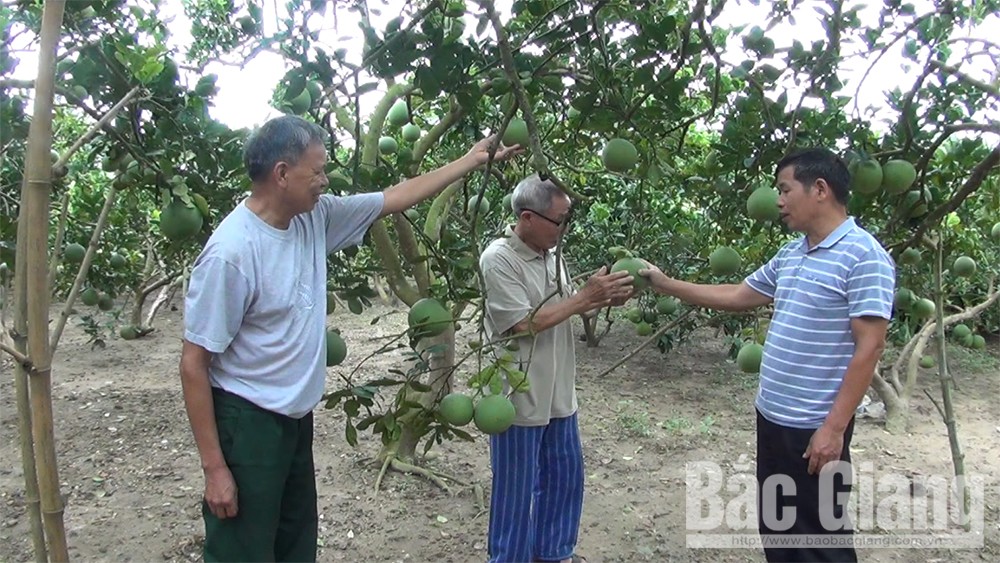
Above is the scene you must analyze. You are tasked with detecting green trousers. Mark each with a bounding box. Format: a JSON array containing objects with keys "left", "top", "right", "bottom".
[{"left": 203, "top": 388, "right": 317, "bottom": 563}]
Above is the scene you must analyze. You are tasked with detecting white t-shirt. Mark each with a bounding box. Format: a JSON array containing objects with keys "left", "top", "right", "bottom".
[{"left": 183, "top": 192, "right": 385, "bottom": 418}]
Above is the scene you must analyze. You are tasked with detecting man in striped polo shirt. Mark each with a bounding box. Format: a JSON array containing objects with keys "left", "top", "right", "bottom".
[{"left": 641, "top": 148, "right": 895, "bottom": 562}]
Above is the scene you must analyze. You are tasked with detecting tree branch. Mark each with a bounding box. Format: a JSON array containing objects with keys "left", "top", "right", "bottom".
[
  {"left": 894, "top": 146, "right": 1000, "bottom": 257},
  {"left": 930, "top": 59, "right": 1000, "bottom": 99}
]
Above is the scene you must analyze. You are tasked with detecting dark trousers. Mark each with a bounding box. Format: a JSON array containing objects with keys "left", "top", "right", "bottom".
[
  {"left": 203, "top": 388, "right": 318, "bottom": 562},
  {"left": 756, "top": 409, "right": 857, "bottom": 563},
  {"left": 487, "top": 413, "right": 585, "bottom": 563}
]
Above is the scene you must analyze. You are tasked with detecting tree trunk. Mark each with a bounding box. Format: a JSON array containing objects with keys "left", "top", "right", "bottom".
[
  {"left": 380, "top": 324, "right": 456, "bottom": 462},
  {"left": 18, "top": 1, "right": 70, "bottom": 561}
]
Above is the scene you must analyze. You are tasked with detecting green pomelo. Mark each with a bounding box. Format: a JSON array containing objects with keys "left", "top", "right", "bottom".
[
  {"left": 326, "top": 331, "right": 347, "bottom": 367},
  {"left": 466, "top": 196, "right": 491, "bottom": 216},
  {"left": 387, "top": 99, "right": 409, "bottom": 127},
  {"left": 850, "top": 159, "right": 883, "bottom": 195},
  {"left": 893, "top": 288, "right": 914, "bottom": 311},
  {"left": 474, "top": 394, "right": 516, "bottom": 435},
  {"left": 899, "top": 248, "right": 921, "bottom": 265},
  {"left": 625, "top": 307, "right": 642, "bottom": 324},
  {"left": 970, "top": 335, "right": 985, "bottom": 350},
  {"left": 119, "top": 325, "right": 139, "bottom": 340},
  {"left": 709, "top": 246, "right": 742, "bottom": 276},
  {"left": 951, "top": 324, "right": 971, "bottom": 339},
  {"left": 918, "top": 355, "right": 935, "bottom": 369},
  {"left": 881, "top": 160, "right": 917, "bottom": 195},
  {"left": 502, "top": 118, "right": 529, "bottom": 147},
  {"left": 952, "top": 256, "right": 976, "bottom": 277},
  {"left": 110, "top": 252, "right": 127, "bottom": 269},
  {"left": 913, "top": 298, "right": 935, "bottom": 319},
  {"left": 602, "top": 138, "right": 639, "bottom": 172},
  {"left": 656, "top": 297, "right": 679, "bottom": 315},
  {"left": 160, "top": 200, "right": 204, "bottom": 241},
  {"left": 746, "top": 187, "right": 780, "bottom": 222},
  {"left": 737, "top": 343, "right": 764, "bottom": 374},
  {"left": 610, "top": 257, "right": 649, "bottom": 290},
  {"left": 80, "top": 287, "right": 100, "bottom": 307},
  {"left": 407, "top": 298, "right": 453, "bottom": 338},
  {"left": 636, "top": 321, "right": 653, "bottom": 337},
  {"left": 401, "top": 123, "right": 421, "bottom": 142},
  {"left": 64, "top": 243, "right": 86, "bottom": 263},
  {"left": 378, "top": 136, "right": 398, "bottom": 155},
  {"left": 439, "top": 393, "right": 474, "bottom": 426},
  {"left": 97, "top": 293, "right": 114, "bottom": 312}
]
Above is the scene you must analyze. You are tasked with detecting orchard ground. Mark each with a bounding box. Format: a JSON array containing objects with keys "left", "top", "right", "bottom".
[{"left": 1, "top": 298, "right": 998, "bottom": 563}]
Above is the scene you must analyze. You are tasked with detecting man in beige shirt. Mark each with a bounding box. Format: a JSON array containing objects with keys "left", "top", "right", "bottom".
[{"left": 479, "top": 174, "right": 634, "bottom": 563}]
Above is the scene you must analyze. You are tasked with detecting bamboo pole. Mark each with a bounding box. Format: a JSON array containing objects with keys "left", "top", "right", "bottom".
[
  {"left": 18, "top": 1, "right": 70, "bottom": 560},
  {"left": 12, "top": 196, "right": 46, "bottom": 562}
]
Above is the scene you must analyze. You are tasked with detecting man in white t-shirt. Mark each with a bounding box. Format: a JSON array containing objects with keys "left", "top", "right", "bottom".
[{"left": 179, "top": 115, "right": 522, "bottom": 562}]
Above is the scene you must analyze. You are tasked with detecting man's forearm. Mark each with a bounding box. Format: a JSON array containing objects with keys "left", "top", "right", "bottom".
[
  {"left": 824, "top": 349, "right": 881, "bottom": 433},
  {"left": 180, "top": 359, "right": 227, "bottom": 471},
  {"left": 382, "top": 155, "right": 477, "bottom": 213},
  {"left": 512, "top": 293, "right": 591, "bottom": 335},
  {"left": 652, "top": 278, "right": 748, "bottom": 311}
]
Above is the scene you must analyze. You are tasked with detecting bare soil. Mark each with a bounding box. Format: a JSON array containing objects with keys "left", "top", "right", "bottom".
[{"left": 2, "top": 299, "right": 998, "bottom": 562}]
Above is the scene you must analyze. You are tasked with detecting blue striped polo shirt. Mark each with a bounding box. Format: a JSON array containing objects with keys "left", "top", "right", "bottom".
[{"left": 744, "top": 217, "right": 895, "bottom": 429}]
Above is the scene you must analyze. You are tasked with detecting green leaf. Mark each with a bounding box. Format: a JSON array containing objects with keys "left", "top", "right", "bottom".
[{"left": 345, "top": 421, "right": 358, "bottom": 446}]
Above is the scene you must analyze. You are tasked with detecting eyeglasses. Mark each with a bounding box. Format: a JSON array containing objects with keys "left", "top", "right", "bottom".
[{"left": 523, "top": 208, "right": 572, "bottom": 228}]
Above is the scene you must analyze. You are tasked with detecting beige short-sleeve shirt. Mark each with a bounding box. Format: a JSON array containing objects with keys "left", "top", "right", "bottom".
[{"left": 479, "top": 226, "right": 578, "bottom": 426}]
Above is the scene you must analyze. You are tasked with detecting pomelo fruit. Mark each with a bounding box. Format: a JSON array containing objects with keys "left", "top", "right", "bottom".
[
  {"left": 466, "top": 196, "right": 491, "bottom": 216},
  {"left": 474, "top": 394, "right": 516, "bottom": 435},
  {"left": 610, "top": 256, "right": 648, "bottom": 290},
  {"left": 64, "top": 243, "right": 86, "bottom": 263},
  {"left": 970, "top": 335, "right": 985, "bottom": 350},
  {"left": 899, "top": 247, "right": 921, "bottom": 265},
  {"left": 326, "top": 330, "right": 347, "bottom": 366},
  {"left": 849, "top": 159, "right": 883, "bottom": 195},
  {"left": 635, "top": 321, "right": 653, "bottom": 337},
  {"left": 326, "top": 292, "right": 337, "bottom": 315},
  {"left": 951, "top": 324, "right": 971, "bottom": 339},
  {"left": 736, "top": 342, "right": 764, "bottom": 373},
  {"left": 160, "top": 200, "right": 203, "bottom": 241},
  {"left": 80, "top": 287, "right": 100, "bottom": 307},
  {"left": 960, "top": 333, "right": 975, "bottom": 347},
  {"left": 378, "top": 136, "right": 398, "bottom": 155},
  {"left": 401, "top": 123, "right": 421, "bottom": 142},
  {"left": 439, "top": 393, "right": 474, "bottom": 426},
  {"left": 387, "top": 99, "right": 409, "bottom": 127},
  {"left": 913, "top": 298, "right": 935, "bottom": 319},
  {"left": 97, "top": 293, "right": 114, "bottom": 312},
  {"left": 893, "top": 288, "right": 915, "bottom": 311},
  {"left": 110, "top": 252, "right": 127, "bottom": 269},
  {"left": 918, "top": 355, "right": 935, "bottom": 369},
  {"left": 746, "top": 186, "right": 779, "bottom": 222},
  {"left": 602, "top": 138, "right": 639, "bottom": 172},
  {"left": 502, "top": 193, "right": 512, "bottom": 212},
  {"left": 656, "top": 296, "right": 678, "bottom": 315},
  {"left": 407, "top": 298, "right": 453, "bottom": 338},
  {"left": 709, "top": 246, "right": 741, "bottom": 276},
  {"left": 952, "top": 256, "right": 976, "bottom": 277},
  {"left": 625, "top": 307, "right": 642, "bottom": 323},
  {"left": 881, "top": 159, "right": 916, "bottom": 195},
  {"left": 502, "top": 118, "right": 529, "bottom": 147},
  {"left": 119, "top": 325, "right": 139, "bottom": 340}
]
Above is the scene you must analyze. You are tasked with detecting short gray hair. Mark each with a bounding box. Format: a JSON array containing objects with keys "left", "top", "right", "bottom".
[
  {"left": 243, "top": 115, "right": 327, "bottom": 182},
  {"left": 511, "top": 174, "right": 565, "bottom": 215}
]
